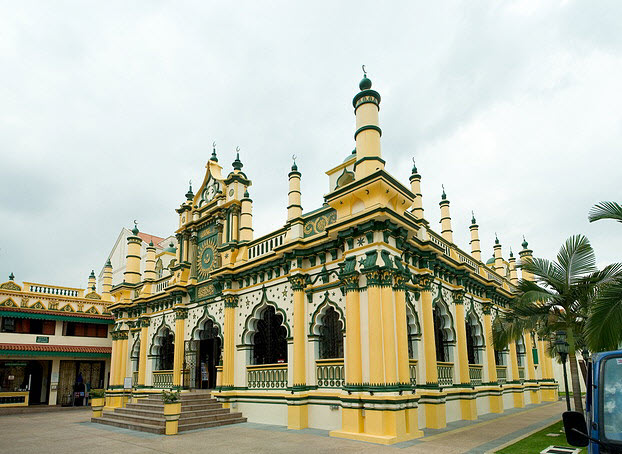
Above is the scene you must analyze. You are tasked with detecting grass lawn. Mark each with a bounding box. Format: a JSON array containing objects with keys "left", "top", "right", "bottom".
[{"left": 496, "top": 420, "right": 587, "bottom": 453}]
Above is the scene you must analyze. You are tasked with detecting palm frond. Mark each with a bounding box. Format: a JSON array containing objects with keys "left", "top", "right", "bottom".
[
  {"left": 585, "top": 278, "right": 622, "bottom": 351},
  {"left": 556, "top": 235, "right": 597, "bottom": 286},
  {"left": 520, "top": 258, "right": 566, "bottom": 292},
  {"left": 588, "top": 201, "right": 622, "bottom": 223}
]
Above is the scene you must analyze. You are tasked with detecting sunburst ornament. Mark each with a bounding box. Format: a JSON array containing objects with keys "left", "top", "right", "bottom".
[{"left": 198, "top": 238, "right": 218, "bottom": 279}]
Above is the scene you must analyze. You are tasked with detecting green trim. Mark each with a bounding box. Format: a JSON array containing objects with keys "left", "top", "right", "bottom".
[
  {"left": 0, "top": 349, "right": 110, "bottom": 358},
  {"left": 0, "top": 310, "right": 113, "bottom": 324},
  {"left": 354, "top": 124, "right": 382, "bottom": 140}
]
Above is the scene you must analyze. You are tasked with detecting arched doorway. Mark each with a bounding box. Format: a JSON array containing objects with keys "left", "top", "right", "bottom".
[
  {"left": 153, "top": 327, "right": 175, "bottom": 371},
  {"left": 187, "top": 319, "right": 221, "bottom": 389},
  {"left": 318, "top": 306, "right": 343, "bottom": 359},
  {"left": 253, "top": 305, "right": 287, "bottom": 365},
  {"left": 465, "top": 311, "right": 484, "bottom": 365}
]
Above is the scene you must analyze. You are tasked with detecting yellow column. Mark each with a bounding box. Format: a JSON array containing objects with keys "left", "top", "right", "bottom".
[
  {"left": 288, "top": 274, "right": 308, "bottom": 429},
  {"left": 231, "top": 206, "right": 239, "bottom": 242},
  {"left": 137, "top": 318, "right": 149, "bottom": 386},
  {"left": 173, "top": 308, "right": 187, "bottom": 388},
  {"left": 222, "top": 295, "right": 237, "bottom": 389},
  {"left": 509, "top": 341, "right": 524, "bottom": 408},
  {"left": 394, "top": 276, "right": 410, "bottom": 384},
  {"left": 524, "top": 332, "right": 541, "bottom": 404},
  {"left": 119, "top": 332, "right": 129, "bottom": 385},
  {"left": 367, "top": 271, "right": 385, "bottom": 384},
  {"left": 454, "top": 291, "right": 476, "bottom": 420},
  {"left": 419, "top": 276, "right": 445, "bottom": 429},
  {"left": 482, "top": 304, "right": 502, "bottom": 413},
  {"left": 109, "top": 334, "right": 119, "bottom": 386},
  {"left": 381, "top": 277, "right": 397, "bottom": 384}
]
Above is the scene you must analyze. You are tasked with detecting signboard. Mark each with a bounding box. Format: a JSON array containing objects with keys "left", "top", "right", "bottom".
[
  {"left": 123, "top": 377, "right": 132, "bottom": 389},
  {"left": 36, "top": 336, "right": 49, "bottom": 343}
]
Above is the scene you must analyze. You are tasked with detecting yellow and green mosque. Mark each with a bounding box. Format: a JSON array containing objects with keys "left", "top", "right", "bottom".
[{"left": 103, "top": 72, "right": 557, "bottom": 444}]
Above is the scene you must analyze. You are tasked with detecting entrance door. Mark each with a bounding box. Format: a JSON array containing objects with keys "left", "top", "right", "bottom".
[
  {"left": 198, "top": 338, "right": 221, "bottom": 389},
  {"left": 25, "top": 361, "right": 43, "bottom": 405}
]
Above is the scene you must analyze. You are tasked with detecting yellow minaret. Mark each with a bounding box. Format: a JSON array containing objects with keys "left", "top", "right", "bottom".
[
  {"left": 439, "top": 186, "right": 453, "bottom": 243},
  {"left": 469, "top": 212, "right": 482, "bottom": 261},
  {"left": 409, "top": 160, "right": 424, "bottom": 219},
  {"left": 493, "top": 234, "right": 504, "bottom": 274},
  {"left": 353, "top": 68, "right": 384, "bottom": 179},
  {"left": 87, "top": 270, "right": 96, "bottom": 293},
  {"left": 508, "top": 249, "right": 518, "bottom": 285},
  {"left": 287, "top": 160, "right": 302, "bottom": 221},
  {"left": 144, "top": 240, "right": 156, "bottom": 281},
  {"left": 519, "top": 236, "right": 533, "bottom": 281},
  {"left": 240, "top": 188, "right": 253, "bottom": 242},
  {"left": 102, "top": 259, "right": 113, "bottom": 301},
  {"left": 124, "top": 223, "right": 142, "bottom": 285}
]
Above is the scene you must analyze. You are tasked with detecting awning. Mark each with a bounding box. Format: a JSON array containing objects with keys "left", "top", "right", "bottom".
[
  {"left": 0, "top": 343, "right": 111, "bottom": 358},
  {"left": 0, "top": 309, "right": 113, "bottom": 325}
]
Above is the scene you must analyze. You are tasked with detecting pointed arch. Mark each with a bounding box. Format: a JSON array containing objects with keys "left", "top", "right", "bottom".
[
  {"left": 406, "top": 292, "right": 422, "bottom": 359},
  {"left": 309, "top": 291, "right": 345, "bottom": 336},
  {"left": 432, "top": 284, "right": 455, "bottom": 362},
  {"left": 190, "top": 306, "right": 223, "bottom": 343},
  {"left": 241, "top": 287, "right": 291, "bottom": 344},
  {"left": 465, "top": 303, "right": 485, "bottom": 364}
]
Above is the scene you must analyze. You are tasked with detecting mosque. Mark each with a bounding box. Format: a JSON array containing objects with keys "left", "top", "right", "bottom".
[{"left": 101, "top": 72, "right": 557, "bottom": 444}]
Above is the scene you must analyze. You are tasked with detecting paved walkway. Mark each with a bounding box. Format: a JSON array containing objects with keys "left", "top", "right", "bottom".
[{"left": 0, "top": 401, "right": 564, "bottom": 453}]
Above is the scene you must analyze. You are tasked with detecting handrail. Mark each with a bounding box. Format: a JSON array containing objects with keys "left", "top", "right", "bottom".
[
  {"left": 316, "top": 358, "right": 344, "bottom": 388},
  {"left": 247, "top": 231, "right": 287, "bottom": 260}
]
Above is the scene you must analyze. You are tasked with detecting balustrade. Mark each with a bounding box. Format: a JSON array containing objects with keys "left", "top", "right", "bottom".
[
  {"left": 247, "top": 363, "right": 288, "bottom": 389},
  {"left": 468, "top": 364, "right": 483, "bottom": 386},
  {"left": 152, "top": 370, "right": 173, "bottom": 388},
  {"left": 437, "top": 362, "right": 454, "bottom": 387},
  {"left": 496, "top": 365, "right": 507, "bottom": 384},
  {"left": 316, "top": 359, "right": 344, "bottom": 388}
]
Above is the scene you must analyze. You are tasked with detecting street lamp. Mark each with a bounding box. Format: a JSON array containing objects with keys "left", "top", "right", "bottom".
[{"left": 555, "top": 330, "right": 571, "bottom": 411}]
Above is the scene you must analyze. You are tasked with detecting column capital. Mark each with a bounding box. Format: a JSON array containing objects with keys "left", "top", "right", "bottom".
[
  {"left": 223, "top": 294, "right": 239, "bottom": 308},
  {"left": 113, "top": 330, "right": 129, "bottom": 340},
  {"left": 288, "top": 274, "right": 308, "bottom": 291},
  {"left": 415, "top": 273, "right": 434, "bottom": 292},
  {"left": 139, "top": 317, "right": 150, "bottom": 328},
  {"left": 174, "top": 307, "right": 188, "bottom": 320},
  {"left": 482, "top": 302, "right": 493, "bottom": 315},
  {"left": 341, "top": 272, "right": 360, "bottom": 293},
  {"left": 364, "top": 269, "right": 392, "bottom": 287},
  {"left": 453, "top": 289, "right": 465, "bottom": 305},
  {"left": 392, "top": 272, "right": 409, "bottom": 291}
]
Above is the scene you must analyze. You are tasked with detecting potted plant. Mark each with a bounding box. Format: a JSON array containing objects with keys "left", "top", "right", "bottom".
[
  {"left": 162, "top": 390, "right": 182, "bottom": 435},
  {"left": 90, "top": 389, "right": 106, "bottom": 417}
]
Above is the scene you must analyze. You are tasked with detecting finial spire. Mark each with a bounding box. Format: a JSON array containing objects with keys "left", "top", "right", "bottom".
[
  {"left": 9, "top": 272, "right": 14, "bottom": 281},
  {"left": 291, "top": 154, "right": 298, "bottom": 172},
  {"left": 522, "top": 235, "right": 529, "bottom": 249},
  {"left": 185, "top": 180, "right": 194, "bottom": 200},
  {"left": 471, "top": 210, "right": 476, "bottom": 224},
  {"left": 441, "top": 184, "right": 447, "bottom": 200},
  {"left": 89, "top": 270, "right": 95, "bottom": 278},
  {"left": 232, "top": 146, "right": 243, "bottom": 170},
  {"left": 495, "top": 233, "right": 499, "bottom": 245},
  {"left": 509, "top": 247, "right": 514, "bottom": 258},
  {"left": 411, "top": 157, "right": 418, "bottom": 174},
  {"left": 359, "top": 65, "right": 372, "bottom": 90},
  {"left": 210, "top": 141, "right": 218, "bottom": 162},
  {"left": 132, "top": 220, "right": 139, "bottom": 236}
]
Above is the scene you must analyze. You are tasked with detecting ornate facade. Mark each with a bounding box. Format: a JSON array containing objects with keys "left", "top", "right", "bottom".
[{"left": 104, "top": 73, "right": 557, "bottom": 444}]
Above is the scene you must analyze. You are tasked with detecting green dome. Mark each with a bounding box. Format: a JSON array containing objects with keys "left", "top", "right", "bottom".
[
  {"left": 486, "top": 256, "right": 495, "bottom": 265},
  {"left": 359, "top": 75, "right": 372, "bottom": 91},
  {"left": 165, "top": 242, "right": 177, "bottom": 253},
  {"left": 344, "top": 149, "right": 356, "bottom": 162}
]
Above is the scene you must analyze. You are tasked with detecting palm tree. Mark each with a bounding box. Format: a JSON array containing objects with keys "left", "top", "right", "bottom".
[
  {"left": 585, "top": 201, "right": 622, "bottom": 351},
  {"left": 493, "top": 235, "right": 621, "bottom": 413}
]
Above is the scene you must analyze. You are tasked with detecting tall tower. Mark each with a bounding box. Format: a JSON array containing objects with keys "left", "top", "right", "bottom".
[
  {"left": 508, "top": 249, "right": 518, "bottom": 285},
  {"left": 102, "top": 259, "right": 113, "bottom": 301},
  {"left": 469, "top": 212, "right": 481, "bottom": 261},
  {"left": 287, "top": 160, "right": 302, "bottom": 221},
  {"left": 519, "top": 237, "right": 534, "bottom": 281},
  {"left": 493, "top": 235, "right": 504, "bottom": 275},
  {"left": 353, "top": 70, "right": 384, "bottom": 179},
  {"left": 409, "top": 161, "right": 424, "bottom": 219},
  {"left": 240, "top": 188, "right": 254, "bottom": 242},
  {"left": 87, "top": 270, "right": 96, "bottom": 293},
  {"left": 439, "top": 186, "right": 453, "bottom": 243},
  {"left": 144, "top": 240, "right": 156, "bottom": 281}
]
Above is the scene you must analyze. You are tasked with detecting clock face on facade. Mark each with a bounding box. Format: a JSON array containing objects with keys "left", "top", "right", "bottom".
[{"left": 197, "top": 239, "right": 217, "bottom": 280}]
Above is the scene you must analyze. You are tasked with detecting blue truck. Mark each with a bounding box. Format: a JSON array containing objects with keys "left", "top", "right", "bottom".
[{"left": 563, "top": 350, "right": 622, "bottom": 453}]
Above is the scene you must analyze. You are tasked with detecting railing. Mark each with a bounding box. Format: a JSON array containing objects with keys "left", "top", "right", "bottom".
[
  {"left": 469, "top": 364, "right": 483, "bottom": 386},
  {"left": 458, "top": 252, "right": 478, "bottom": 271},
  {"left": 247, "top": 363, "right": 288, "bottom": 389},
  {"left": 429, "top": 232, "right": 451, "bottom": 256},
  {"left": 437, "top": 362, "right": 454, "bottom": 387},
  {"left": 154, "top": 276, "right": 171, "bottom": 293},
  {"left": 152, "top": 370, "right": 173, "bottom": 388},
  {"left": 248, "top": 232, "right": 287, "bottom": 260},
  {"left": 26, "top": 283, "right": 80, "bottom": 297},
  {"left": 132, "top": 371, "right": 139, "bottom": 387},
  {"left": 409, "top": 359, "right": 418, "bottom": 386},
  {"left": 496, "top": 365, "right": 507, "bottom": 384},
  {"left": 486, "top": 271, "right": 503, "bottom": 286},
  {"left": 316, "top": 359, "right": 344, "bottom": 388},
  {"left": 518, "top": 366, "right": 525, "bottom": 381}
]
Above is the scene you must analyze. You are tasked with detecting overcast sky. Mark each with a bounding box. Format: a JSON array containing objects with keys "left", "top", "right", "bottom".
[{"left": 1, "top": 0, "right": 621, "bottom": 289}]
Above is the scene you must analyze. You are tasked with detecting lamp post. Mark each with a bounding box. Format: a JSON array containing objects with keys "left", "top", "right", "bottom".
[{"left": 555, "top": 330, "right": 571, "bottom": 411}]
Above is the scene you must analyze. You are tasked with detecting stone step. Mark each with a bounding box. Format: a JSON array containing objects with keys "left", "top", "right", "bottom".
[
  {"left": 179, "top": 411, "right": 243, "bottom": 425},
  {"left": 126, "top": 401, "right": 222, "bottom": 412},
  {"left": 91, "top": 416, "right": 165, "bottom": 434},
  {"left": 117, "top": 406, "right": 229, "bottom": 419},
  {"left": 108, "top": 412, "right": 165, "bottom": 426},
  {"left": 177, "top": 417, "right": 247, "bottom": 433}
]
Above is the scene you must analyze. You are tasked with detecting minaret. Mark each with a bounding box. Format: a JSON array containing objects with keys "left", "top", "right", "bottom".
[
  {"left": 124, "top": 223, "right": 142, "bottom": 285},
  {"left": 493, "top": 234, "right": 504, "bottom": 274},
  {"left": 87, "top": 270, "right": 96, "bottom": 292},
  {"left": 439, "top": 185, "right": 453, "bottom": 243},
  {"left": 519, "top": 236, "right": 534, "bottom": 281},
  {"left": 287, "top": 159, "right": 302, "bottom": 221},
  {"left": 102, "top": 259, "right": 113, "bottom": 301},
  {"left": 240, "top": 188, "right": 254, "bottom": 242},
  {"left": 469, "top": 211, "right": 482, "bottom": 261},
  {"left": 409, "top": 160, "right": 424, "bottom": 219},
  {"left": 353, "top": 69, "right": 384, "bottom": 179},
  {"left": 144, "top": 240, "right": 156, "bottom": 281},
  {"left": 508, "top": 248, "right": 518, "bottom": 285}
]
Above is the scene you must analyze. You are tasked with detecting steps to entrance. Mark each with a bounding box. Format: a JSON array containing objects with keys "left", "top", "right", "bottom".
[{"left": 91, "top": 391, "right": 246, "bottom": 434}]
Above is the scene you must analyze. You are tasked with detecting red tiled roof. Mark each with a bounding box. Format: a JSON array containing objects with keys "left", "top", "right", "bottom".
[
  {"left": 137, "top": 232, "right": 166, "bottom": 247},
  {"left": 0, "top": 343, "right": 111, "bottom": 354},
  {"left": 0, "top": 305, "right": 113, "bottom": 320}
]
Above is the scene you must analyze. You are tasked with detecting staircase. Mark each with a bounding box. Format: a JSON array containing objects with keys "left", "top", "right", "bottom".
[{"left": 91, "top": 391, "right": 246, "bottom": 434}]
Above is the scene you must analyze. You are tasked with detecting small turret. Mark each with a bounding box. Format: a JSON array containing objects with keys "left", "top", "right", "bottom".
[
  {"left": 519, "top": 236, "right": 534, "bottom": 281},
  {"left": 409, "top": 160, "right": 424, "bottom": 219},
  {"left": 439, "top": 185, "right": 453, "bottom": 243},
  {"left": 144, "top": 239, "right": 157, "bottom": 281},
  {"left": 124, "top": 222, "right": 142, "bottom": 285},
  {"left": 287, "top": 158, "right": 302, "bottom": 222},
  {"left": 87, "top": 270, "right": 96, "bottom": 292},
  {"left": 508, "top": 248, "right": 518, "bottom": 285},
  {"left": 469, "top": 211, "right": 482, "bottom": 261},
  {"left": 240, "top": 188, "right": 254, "bottom": 242},
  {"left": 493, "top": 234, "right": 504, "bottom": 274}
]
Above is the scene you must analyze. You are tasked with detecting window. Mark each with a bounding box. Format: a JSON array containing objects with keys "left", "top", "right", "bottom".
[
  {"left": 63, "top": 322, "right": 107, "bottom": 338},
  {"left": 319, "top": 307, "right": 343, "bottom": 359},
  {"left": 252, "top": 306, "right": 287, "bottom": 365},
  {"left": 1, "top": 317, "right": 55, "bottom": 335}
]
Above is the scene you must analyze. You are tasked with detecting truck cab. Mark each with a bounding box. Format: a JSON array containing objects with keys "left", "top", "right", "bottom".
[{"left": 563, "top": 350, "right": 622, "bottom": 453}]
